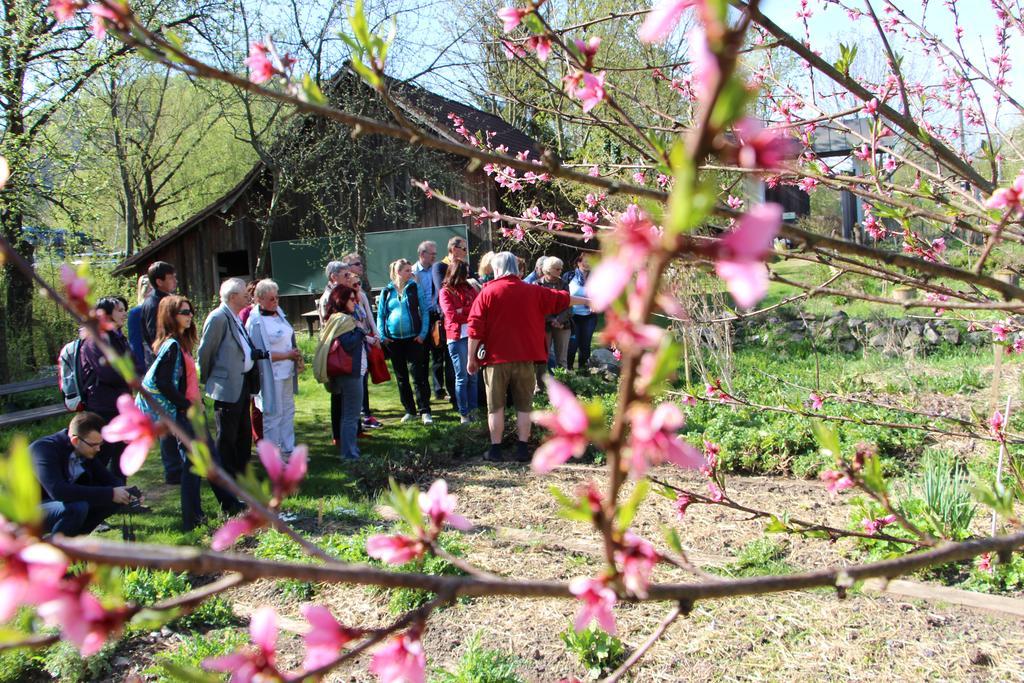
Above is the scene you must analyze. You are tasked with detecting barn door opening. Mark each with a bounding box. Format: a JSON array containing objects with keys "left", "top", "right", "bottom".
[{"left": 216, "top": 250, "right": 250, "bottom": 281}]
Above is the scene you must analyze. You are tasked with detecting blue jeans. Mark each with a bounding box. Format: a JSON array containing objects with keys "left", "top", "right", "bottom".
[
  {"left": 42, "top": 499, "right": 120, "bottom": 537},
  {"left": 568, "top": 314, "right": 598, "bottom": 370},
  {"left": 336, "top": 374, "right": 363, "bottom": 459},
  {"left": 447, "top": 337, "right": 478, "bottom": 417}
]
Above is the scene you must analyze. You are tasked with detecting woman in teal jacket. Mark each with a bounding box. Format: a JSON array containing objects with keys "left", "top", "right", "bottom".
[{"left": 376, "top": 258, "right": 433, "bottom": 423}]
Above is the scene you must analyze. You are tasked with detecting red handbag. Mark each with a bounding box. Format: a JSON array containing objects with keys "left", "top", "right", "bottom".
[
  {"left": 326, "top": 337, "right": 353, "bottom": 377},
  {"left": 368, "top": 342, "right": 391, "bottom": 384}
]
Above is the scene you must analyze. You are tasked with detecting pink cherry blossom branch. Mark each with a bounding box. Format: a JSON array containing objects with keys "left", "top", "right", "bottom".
[{"left": 648, "top": 477, "right": 925, "bottom": 547}]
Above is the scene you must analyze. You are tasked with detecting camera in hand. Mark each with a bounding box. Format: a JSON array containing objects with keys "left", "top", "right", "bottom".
[{"left": 124, "top": 486, "right": 150, "bottom": 512}]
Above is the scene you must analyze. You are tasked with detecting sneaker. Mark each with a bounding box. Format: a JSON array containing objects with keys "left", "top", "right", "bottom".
[
  {"left": 422, "top": 413, "right": 434, "bottom": 425},
  {"left": 460, "top": 415, "right": 472, "bottom": 425},
  {"left": 513, "top": 441, "right": 531, "bottom": 463},
  {"left": 364, "top": 416, "right": 383, "bottom": 429},
  {"left": 434, "top": 391, "right": 448, "bottom": 401},
  {"left": 483, "top": 447, "right": 503, "bottom": 462},
  {"left": 401, "top": 414, "right": 415, "bottom": 423}
]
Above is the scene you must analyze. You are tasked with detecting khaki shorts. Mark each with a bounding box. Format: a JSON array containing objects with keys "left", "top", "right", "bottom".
[{"left": 483, "top": 362, "right": 536, "bottom": 413}]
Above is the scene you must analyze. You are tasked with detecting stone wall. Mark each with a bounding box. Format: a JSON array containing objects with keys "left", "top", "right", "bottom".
[{"left": 735, "top": 309, "right": 990, "bottom": 355}]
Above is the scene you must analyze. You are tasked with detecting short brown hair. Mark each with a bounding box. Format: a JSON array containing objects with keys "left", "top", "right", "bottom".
[
  {"left": 147, "top": 261, "right": 176, "bottom": 288},
  {"left": 154, "top": 295, "right": 198, "bottom": 354},
  {"left": 70, "top": 411, "right": 105, "bottom": 437}
]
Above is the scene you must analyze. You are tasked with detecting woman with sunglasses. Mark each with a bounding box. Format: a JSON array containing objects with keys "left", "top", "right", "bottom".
[
  {"left": 314, "top": 284, "right": 366, "bottom": 460},
  {"left": 139, "top": 295, "right": 205, "bottom": 530}
]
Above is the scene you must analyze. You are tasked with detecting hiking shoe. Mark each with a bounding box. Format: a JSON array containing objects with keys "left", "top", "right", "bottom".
[
  {"left": 401, "top": 413, "right": 415, "bottom": 423},
  {"left": 422, "top": 413, "right": 434, "bottom": 425},
  {"left": 483, "top": 448, "right": 504, "bottom": 462},
  {"left": 513, "top": 442, "right": 531, "bottom": 463}
]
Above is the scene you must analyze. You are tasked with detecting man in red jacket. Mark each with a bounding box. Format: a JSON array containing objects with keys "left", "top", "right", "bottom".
[{"left": 467, "top": 252, "right": 589, "bottom": 462}]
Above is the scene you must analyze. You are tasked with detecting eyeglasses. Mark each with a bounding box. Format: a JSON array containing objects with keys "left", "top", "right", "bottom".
[
  {"left": 75, "top": 435, "right": 102, "bottom": 448},
  {"left": 349, "top": 261, "right": 362, "bottom": 266},
  {"left": 178, "top": 309, "right": 194, "bottom": 316},
  {"left": 454, "top": 244, "right": 466, "bottom": 251}
]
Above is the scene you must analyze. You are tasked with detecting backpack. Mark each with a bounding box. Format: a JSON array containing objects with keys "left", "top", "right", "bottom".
[{"left": 58, "top": 338, "right": 84, "bottom": 412}]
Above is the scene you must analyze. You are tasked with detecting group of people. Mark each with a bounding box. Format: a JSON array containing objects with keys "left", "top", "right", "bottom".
[{"left": 30, "top": 241, "right": 595, "bottom": 538}]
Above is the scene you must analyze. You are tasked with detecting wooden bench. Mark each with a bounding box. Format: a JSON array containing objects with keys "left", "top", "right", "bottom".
[
  {"left": 301, "top": 310, "right": 320, "bottom": 336},
  {"left": 0, "top": 376, "right": 67, "bottom": 429}
]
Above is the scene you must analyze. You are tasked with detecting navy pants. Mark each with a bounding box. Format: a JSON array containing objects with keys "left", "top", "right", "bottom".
[
  {"left": 42, "top": 499, "right": 121, "bottom": 537},
  {"left": 568, "top": 314, "right": 598, "bottom": 370}
]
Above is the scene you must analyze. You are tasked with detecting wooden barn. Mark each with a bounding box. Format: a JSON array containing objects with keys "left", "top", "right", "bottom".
[{"left": 113, "top": 74, "right": 542, "bottom": 323}]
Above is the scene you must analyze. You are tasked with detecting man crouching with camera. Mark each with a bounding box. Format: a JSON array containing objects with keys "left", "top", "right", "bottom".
[{"left": 30, "top": 412, "right": 144, "bottom": 537}]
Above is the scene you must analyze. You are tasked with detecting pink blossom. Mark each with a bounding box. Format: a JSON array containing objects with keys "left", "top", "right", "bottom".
[
  {"left": 574, "top": 36, "right": 601, "bottom": 68},
  {"left": 86, "top": 2, "right": 124, "bottom": 40},
  {"left": 612, "top": 348, "right": 622, "bottom": 361},
  {"left": 727, "top": 195, "right": 744, "bottom": 210},
  {"left": 244, "top": 42, "right": 276, "bottom": 84},
  {"left": 211, "top": 513, "right": 264, "bottom": 551},
  {"left": 600, "top": 312, "right": 664, "bottom": 351},
  {"left": 864, "top": 98, "right": 879, "bottom": 115},
  {"left": 627, "top": 402, "right": 703, "bottom": 478},
  {"left": 569, "top": 577, "right": 616, "bottom": 634},
  {"left": 819, "top": 470, "right": 854, "bottom": 494},
  {"left": 301, "top": 604, "right": 361, "bottom": 671},
  {"left": 419, "top": 480, "right": 472, "bottom": 532},
  {"left": 734, "top": 118, "right": 799, "bottom": 170},
  {"left": 989, "top": 410, "right": 1005, "bottom": 437},
  {"left": 656, "top": 173, "right": 671, "bottom": 187},
  {"left": 497, "top": 6, "right": 529, "bottom": 32},
  {"left": 39, "top": 584, "right": 129, "bottom": 657},
  {"left": 366, "top": 534, "right": 425, "bottom": 565},
  {"left": 525, "top": 35, "right": 551, "bottom": 61},
  {"left": 586, "top": 259, "right": 632, "bottom": 312},
  {"left": 931, "top": 237, "right": 946, "bottom": 255},
  {"left": 992, "top": 324, "right": 1009, "bottom": 342},
  {"left": 883, "top": 157, "right": 898, "bottom": 173},
  {"left": 688, "top": 27, "right": 718, "bottom": 101},
  {"left": 632, "top": 170, "right": 646, "bottom": 184},
  {"left": 714, "top": 203, "right": 783, "bottom": 308},
  {"left": 808, "top": 392, "right": 824, "bottom": 411},
  {"left": 861, "top": 514, "right": 897, "bottom": 535},
  {"left": 977, "top": 553, "right": 993, "bottom": 573},
  {"left": 615, "top": 532, "right": 658, "bottom": 597},
  {"left": 798, "top": 177, "right": 819, "bottom": 194},
  {"left": 48, "top": 0, "right": 81, "bottom": 22},
  {"left": 681, "top": 394, "right": 697, "bottom": 407},
  {"left": 258, "top": 440, "right": 307, "bottom": 501},
  {"left": 674, "top": 493, "right": 692, "bottom": 519},
  {"left": 101, "top": 393, "right": 158, "bottom": 476},
  {"left": 707, "top": 481, "right": 724, "bottom": 502},
  {"left": 60, "top": 263, "right": 91, "bottom": 315},
  {"left": 638, "top": 0, "right": 698, "bottom": 44},
  {"left": 572, "top": 71, "right": 607, "bottom": 112},
  {"left": 0, "top": 156, "right": 7, "bottom": 190},
  {"left": 0, "top": 537, "right": 68, "bottom": 621},
  {"left": 985, "top": 171, "right": 1024, "bottom": 214},
  {"left": 532, "top": 377, "right": 589, "bottom": 473},
  {"left": 204, "top": 606, "right": 280, "bottom": 681},
  {"left": 700, "top": 440, "right": 719, "bottom": 477},
  {"left": 500, "top": 39, "right": 527, "bottom": 59},
  {"left": 854, "top": 144, "right": 872, "bottom": 161},
  {"left": 370, "top": 631, "right": 426, "bottom": 683}
]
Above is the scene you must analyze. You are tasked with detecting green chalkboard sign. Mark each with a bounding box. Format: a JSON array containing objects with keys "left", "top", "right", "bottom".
[{"left": 270, "top": 224, "right": 469, "bottom": 296}]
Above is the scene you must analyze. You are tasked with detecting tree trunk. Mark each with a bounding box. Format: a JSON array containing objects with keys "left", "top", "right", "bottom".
[
  {"left": 1, "top": 208, "right": 36, "bottom": 381},
  {"left": 254, "top": 166, "right": 281, "bottom": 278}
]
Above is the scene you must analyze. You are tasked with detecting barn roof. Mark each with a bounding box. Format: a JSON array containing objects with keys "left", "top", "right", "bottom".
[{"left": 113, "top": 78, "right": 540, "bottom": 275}]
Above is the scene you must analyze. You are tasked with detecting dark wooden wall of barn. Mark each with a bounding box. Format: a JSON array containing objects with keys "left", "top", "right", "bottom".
[{"left": 128, "top": 163, "right": 499, "bottom": 331}]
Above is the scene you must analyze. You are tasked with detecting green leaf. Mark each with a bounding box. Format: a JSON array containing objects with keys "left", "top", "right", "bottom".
[
  {"left": 810, "top": 420, "right": 841, "bottom": 461},
  {"left": 764, "top": 516, "right": 791, "bottom": 534},
  {"left": 654, "top": 484, "right": 677, "bottom": 500},
  {"left": 131, "top": 607, "right": 179, "bottom": 631},
  {"left": 522, "top": 12, "right": 544, "bottom": 35},
  {"left": 861, "top": 455, "right": 887, "bottom": 495},
  {"left": 187, "top": 441, "right": 213, "bottom": 479},
  {"left": 300, "top": 74, "right": 327, "bottom": 105},
  {"left": 387, "top": 478, "right": 423, "bottom": 529},
  {"left": 549, "top": 485, "right": 593, "bottom": 524},
  {"left": 615, "top": 479, "right": 650, "bottom": 531},
  {"left": 349, "top": 56, "right": 381, "bottom": 88},
  {"left": 643, "top": 338, "right": 681, "bottom": 396},
  {"left": 973, "top": 480, "right": 1016, "bottom": 520},
  {"left": 664, "top": 141, "right": 715, "bottom": 235},
  {"left": 159, "top": 663, "right": 221, "bottom": 683},
  {"left": 661, "top": 525, "right": 684, "bottom": 556},
  {"left": 709, "top": 77, "right": 752, "bottom": 129},
  {"left": 834, "top": 43, "right": 858, "bottom": 76},
  {"left": 0, "top": 437, "right": 41, "bottom": 526}
]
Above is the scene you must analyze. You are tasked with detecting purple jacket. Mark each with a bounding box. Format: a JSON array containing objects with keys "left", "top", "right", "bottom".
[{"left": 79, "top": 329, "right": 137, "bottom": 415}]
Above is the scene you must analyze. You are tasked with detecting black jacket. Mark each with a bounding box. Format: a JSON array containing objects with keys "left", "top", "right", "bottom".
[
  {"left": 140, "top": 289, "right": 169, "bottom": 362},
  {"left": 79, "top": 330, "right": 137, "bottom": 415},
  {"left": 30, "top": 430, "right": 120, "bottom": 505}
]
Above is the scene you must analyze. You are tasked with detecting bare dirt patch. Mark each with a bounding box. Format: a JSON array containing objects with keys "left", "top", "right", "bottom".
[{"left": 165, "top": 462, "right": 1024, "bottom": 682}]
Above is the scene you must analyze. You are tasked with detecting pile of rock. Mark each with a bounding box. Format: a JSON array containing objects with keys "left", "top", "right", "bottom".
[{"left": 735, "top": 309, "right": 988, "bottom": 355}]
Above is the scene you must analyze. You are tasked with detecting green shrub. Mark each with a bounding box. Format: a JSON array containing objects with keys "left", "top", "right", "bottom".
[
  {"left": 432, "top": 633, "right": 524, "bottom": 683},
  {"left": 0, "top": 610, "right": 46, "bottom": 682},
  {"left": 962, "top": 553, "right": 1024, "bottom": 593},
  {"left": 121, "top": 568, "right": 237, "bottom": 631},
  {"left": 920, "top": 449, "right": 976, "bottom": 540},
  {"left": 715, "top": 538, "right": 792, "bottom": 577},
  {"left": 41, "top": 639, "right": 118, "bottom": 683},
  {"left": 561, "top": 625, "right": 627, "bottom": 680},
  {"left": 146, "top": 628, "right": 248, "bottom": 682}
]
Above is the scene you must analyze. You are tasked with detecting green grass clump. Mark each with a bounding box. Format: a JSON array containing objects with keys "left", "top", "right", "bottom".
[
  {"left": 561, "top": 625, "right": 628, "bottom": 680},
  {"left": 146, "top": 628, "right": 248, "bottom": 682},
  {"left": 432, "top": 633, "right": 524, "bottom": 683},
  {"left": 714, "top": 538, "right": 793, "bottom": 578}
]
